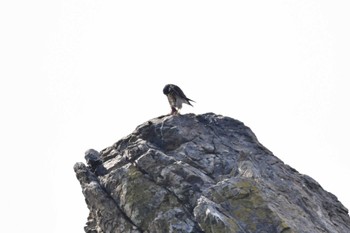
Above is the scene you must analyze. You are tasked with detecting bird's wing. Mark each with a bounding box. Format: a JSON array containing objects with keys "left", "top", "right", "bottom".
[{"left": 171, "top": 85, "right": 188, "bottom": 99}]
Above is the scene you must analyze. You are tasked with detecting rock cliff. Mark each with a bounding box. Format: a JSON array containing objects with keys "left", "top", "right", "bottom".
[{"left": 74, "top": 113, "right": 350, "bottom": 233}]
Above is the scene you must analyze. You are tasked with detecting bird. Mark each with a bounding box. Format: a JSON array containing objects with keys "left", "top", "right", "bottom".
[{"left": 163, "top": 84, "right": 195, "bottom": 115}]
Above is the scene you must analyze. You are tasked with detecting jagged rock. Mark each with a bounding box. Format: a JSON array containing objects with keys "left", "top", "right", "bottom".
[{"left": 74, "top": 113, "right": 350, "bottom": 233}]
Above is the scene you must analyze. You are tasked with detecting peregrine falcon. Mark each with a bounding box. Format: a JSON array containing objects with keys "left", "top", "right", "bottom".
[{"left": 163, "top": 84, "right": 194, "bottom": 115}]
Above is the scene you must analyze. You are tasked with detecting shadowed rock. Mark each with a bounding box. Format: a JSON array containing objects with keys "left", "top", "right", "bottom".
[{"left": 74, "top": 113, "right": 350, "bottom": 233}]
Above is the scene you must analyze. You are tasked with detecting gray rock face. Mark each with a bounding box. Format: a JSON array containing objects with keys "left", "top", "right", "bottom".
[{"left": 74, "top": 113, "right": 350, "bottom": 233}]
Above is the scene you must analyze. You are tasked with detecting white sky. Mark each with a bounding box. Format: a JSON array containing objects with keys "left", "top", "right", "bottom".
[{"left": 1, "top": 1, "right": 349, "bottom": 232}]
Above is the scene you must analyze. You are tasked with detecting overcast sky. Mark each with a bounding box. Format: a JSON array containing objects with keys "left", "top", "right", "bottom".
[{"left": 1, "top": 1, "right": 349, "bottom": 232}]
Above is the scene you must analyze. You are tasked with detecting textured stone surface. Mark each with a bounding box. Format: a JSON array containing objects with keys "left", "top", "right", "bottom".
[{"left": 74, "top": 113, "right": 350, "bottom": 233}]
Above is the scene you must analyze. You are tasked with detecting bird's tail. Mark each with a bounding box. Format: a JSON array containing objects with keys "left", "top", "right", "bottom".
[{"left": 186, "top": 98, "right": 195, "bottom": 106}]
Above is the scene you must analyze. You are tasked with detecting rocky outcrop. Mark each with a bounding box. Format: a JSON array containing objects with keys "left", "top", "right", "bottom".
[{"left": 74, "top": 113, "right": 350, "bottom": 233}]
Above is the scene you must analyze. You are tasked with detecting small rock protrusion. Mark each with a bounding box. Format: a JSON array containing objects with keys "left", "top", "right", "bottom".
[{"left": 85, "top": 149, "right": 107, "bottom": 176}]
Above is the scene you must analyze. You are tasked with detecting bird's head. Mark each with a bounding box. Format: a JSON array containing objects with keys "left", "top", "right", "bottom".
[{"left": 163, "top": 84, "right": 171, "bottom": 95}]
